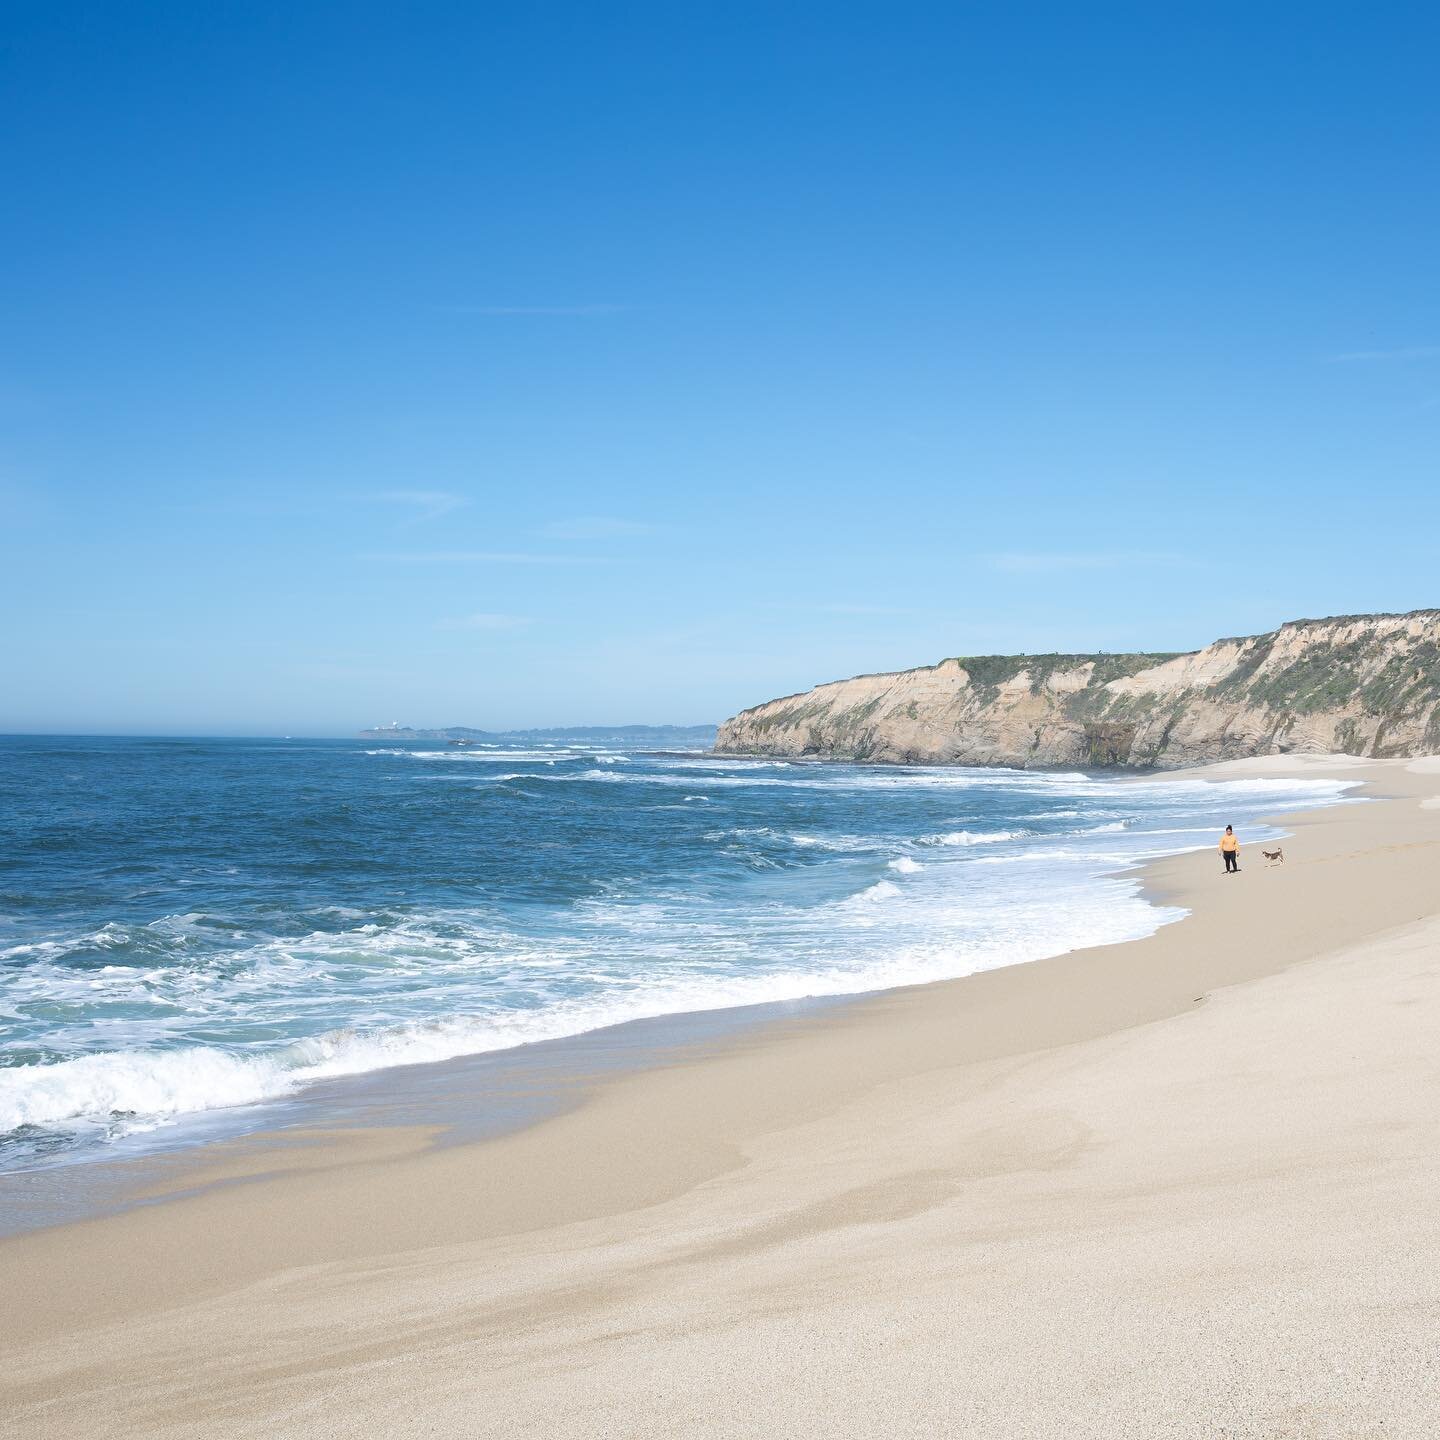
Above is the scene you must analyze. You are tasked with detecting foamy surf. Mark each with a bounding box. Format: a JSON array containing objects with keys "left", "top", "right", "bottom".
[{"left": 0, "top": 735, "right": 1360, "bottom": 1168}]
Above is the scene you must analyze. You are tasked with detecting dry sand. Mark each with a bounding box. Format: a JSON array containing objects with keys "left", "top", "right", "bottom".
[{"left": 4, "top": 755, "right": 1440, "bottom": 1438}]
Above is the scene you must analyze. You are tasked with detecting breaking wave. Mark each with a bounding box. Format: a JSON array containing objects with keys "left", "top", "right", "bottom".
[{"left": 0, "top": 735, "right": 1361, "bottom": 1168}]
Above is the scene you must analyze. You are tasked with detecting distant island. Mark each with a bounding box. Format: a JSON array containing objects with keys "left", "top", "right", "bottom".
[
  {"left": 359, "top": 723, "right": 717, "bottom": 748},
  {"left": 716, "top": 609, "right": 1440, "bottom": 769}
]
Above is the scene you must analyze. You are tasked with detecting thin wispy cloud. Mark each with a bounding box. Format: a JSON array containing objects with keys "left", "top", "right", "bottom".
[
  {"left": 373, "top": 490, "right": 470, "bottom": 523},
  {"left": 985, "top": 550, "right": 1193, "bottom": 575},
  {"left": 442, "top": 304, "right": 625, "bottom": 318},
  {"left": 539, "top": 516, "right": 659, "bottom": 541},
  {"left": 1328, "top": 346, "right": 1440, "bottom": 363},
  {"left": 437, "top": 612, "right": 534, "bottom": 631},
  {"left": 360, "top": 550, "right": 605, "bottom": 565}
]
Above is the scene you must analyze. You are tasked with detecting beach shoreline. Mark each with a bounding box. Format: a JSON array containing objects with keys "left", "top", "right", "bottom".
[
  {"left": 5, "top": 753, "right": 1440, "bottom": 1437},
  {"left": 0, "top": 754, "right": 1353, "bottom": 1240}
]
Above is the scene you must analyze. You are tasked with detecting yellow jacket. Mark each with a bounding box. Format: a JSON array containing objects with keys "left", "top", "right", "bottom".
[{"left": 1219, "top": 832, "right": 1239, "bottom": 853}]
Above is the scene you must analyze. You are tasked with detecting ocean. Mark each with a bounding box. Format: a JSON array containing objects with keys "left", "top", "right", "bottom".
[{"left": 0, "top": 735, "right": 1355, "bottom": 1174}]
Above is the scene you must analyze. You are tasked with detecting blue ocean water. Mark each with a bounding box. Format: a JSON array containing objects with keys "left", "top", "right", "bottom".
[{"left": 0, "top": 735, "right": 1355, "bottom": 1173}]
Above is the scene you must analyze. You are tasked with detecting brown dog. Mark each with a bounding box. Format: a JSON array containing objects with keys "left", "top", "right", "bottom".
[{"left": 1261, "top": 846, "right": 1285, "bottom": 866}]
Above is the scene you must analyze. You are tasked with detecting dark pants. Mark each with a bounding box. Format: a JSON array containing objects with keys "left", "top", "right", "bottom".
[{"left": 1224, "top": 850, "right": 1239, "bottom": 872}]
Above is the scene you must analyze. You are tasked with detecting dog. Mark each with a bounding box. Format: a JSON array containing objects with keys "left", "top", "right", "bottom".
[{"left": 1261, "top": 846, "right": 1285, "bottom": 866}]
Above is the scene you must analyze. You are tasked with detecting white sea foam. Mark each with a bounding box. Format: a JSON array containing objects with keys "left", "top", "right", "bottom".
[
  {"left": 402, "top": 749, "right": 588, "bottom": 763},
  {"left": 1, "top": 883, "right": 1158, "bottom": 1133},
  {"left": 841, "top": 879, "right": 903, "bottom": 907},
  {"left": 792, "top": 832, "right": 875, "bottom": 852},
  {"left": 0, "top": 759, "right": 1361, "bottom": 1157},
  {"left": 0, "top": 853, "right": 1174, "bottom": 1140},
  {"left": 0, "top": 1046, "right": 288, "bottom": 1132}
]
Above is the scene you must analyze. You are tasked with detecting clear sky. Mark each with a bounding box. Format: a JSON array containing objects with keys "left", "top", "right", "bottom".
[{"left": 3, "top": 2, "right": 1437, "bottom": 735}]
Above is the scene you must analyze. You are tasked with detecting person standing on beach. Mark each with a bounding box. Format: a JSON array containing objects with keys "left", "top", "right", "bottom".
[{"left": 1220, "top": 825, "right": 1240, "bottom": 873}]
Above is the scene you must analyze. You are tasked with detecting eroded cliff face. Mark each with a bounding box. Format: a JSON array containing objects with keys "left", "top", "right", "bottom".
[{"left": 714, "top": 611, "right": 1440, "bottom": 769}]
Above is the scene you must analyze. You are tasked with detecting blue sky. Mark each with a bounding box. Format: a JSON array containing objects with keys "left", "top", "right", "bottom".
[{"left": 3, "top": 2, "right": 1437, "bottom": 734}]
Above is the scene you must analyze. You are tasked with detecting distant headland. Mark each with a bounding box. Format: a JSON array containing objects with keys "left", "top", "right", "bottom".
[{"left": 717, "top": 609, "right": 1440, "bottom": 769}]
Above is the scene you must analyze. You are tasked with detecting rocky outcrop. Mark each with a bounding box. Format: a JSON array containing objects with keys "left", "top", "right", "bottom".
[{"left": 714, "top": 611, "right": 1440, "bottom": 769}]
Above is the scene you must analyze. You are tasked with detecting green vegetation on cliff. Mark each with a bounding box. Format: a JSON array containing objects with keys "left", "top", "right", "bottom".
[
  {"left": 716, "top": 611, "right": 1440, "bottom": 770},
  {"left": 943, "top": 652, "right": 1183, "bottom": 706}
]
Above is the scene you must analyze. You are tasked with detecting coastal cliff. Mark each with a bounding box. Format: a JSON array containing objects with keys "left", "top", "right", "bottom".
[{"left": 715, "top": 610, "right": 1440, "bottom": 769}]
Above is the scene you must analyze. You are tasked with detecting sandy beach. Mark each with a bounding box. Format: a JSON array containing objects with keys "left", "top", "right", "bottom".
[{"left": 5, "top": 754, "right": 1440, "bottom": 1438}]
